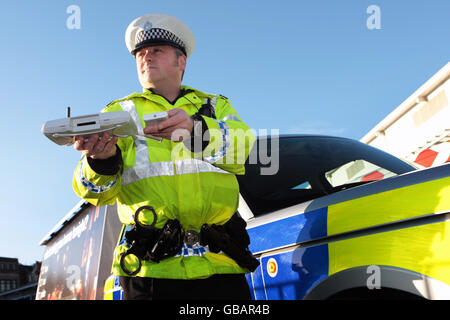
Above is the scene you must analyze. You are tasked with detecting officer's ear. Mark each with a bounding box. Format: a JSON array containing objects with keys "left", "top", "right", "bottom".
[
  {"left": 173, "top": 47, "right": 187, "bottom": 81},
  {"left": 178, "top": 53, "right": 187, "bottom": 73}
]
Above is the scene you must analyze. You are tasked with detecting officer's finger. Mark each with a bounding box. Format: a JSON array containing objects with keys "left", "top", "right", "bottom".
[
  {"left": 93, "top": 136, "right": 118, "bottom": 159},
  {"left": 74, "top": 136, "right": 86, "bottom": 151},
  {"left": 157, "top": 110, "right": 185, "bottom": 131},
  {"left": 83, "top": 134, "right": 100, "bottom": 152},
  {"left": 144, "top": 119, "right": 177, "bottom": 134},
  {"left": 167, "top": 108, "right": 182, "bottom": 117},
  {"left": 151, "top": 126, "right": 190, "bottom": 141},
  {"left": 92, "top": 133, "right": 110, "bottom": 154},
  {"left": 146, "top": 125, "right": 177, "bottom": 137},
  {"left": 102, "top": 136, "right": 119, "bottom": 156}
]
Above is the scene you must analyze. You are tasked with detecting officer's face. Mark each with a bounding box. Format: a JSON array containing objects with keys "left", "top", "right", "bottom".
[{"left": 135, "top": 45, "right": 186, "bottom": 88}]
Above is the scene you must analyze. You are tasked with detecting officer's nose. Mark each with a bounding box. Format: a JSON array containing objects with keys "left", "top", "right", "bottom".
[{"left": 142, "top": 49, "right": 152, "bottom": 61}]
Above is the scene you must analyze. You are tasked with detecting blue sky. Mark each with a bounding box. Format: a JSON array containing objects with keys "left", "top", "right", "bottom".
[{"left": 0, "top": 0, "right": 448, "bottom": 265}]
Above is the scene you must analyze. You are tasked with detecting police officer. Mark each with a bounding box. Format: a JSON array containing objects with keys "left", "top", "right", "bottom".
[{"left": 72, "top": 14, "right": 257, "bottom": 300}]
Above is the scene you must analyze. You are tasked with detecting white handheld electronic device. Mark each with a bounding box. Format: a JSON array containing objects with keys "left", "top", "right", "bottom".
[
  {"left": 141, "top": 112, "right": 169, "bottom": 142},
  {"left": 143, "top": 111, "right": 169, "bottom": 128},
  {"left": 41, "top": 111, "right": 138, "bottom": 146}
]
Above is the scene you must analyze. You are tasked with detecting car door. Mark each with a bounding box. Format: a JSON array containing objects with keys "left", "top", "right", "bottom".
[
  {"left": 243, "top": 201, "right": 329, "bottom": 300},
  {"left": 237, "top": 135, "right": 415, "bottom": 300}
]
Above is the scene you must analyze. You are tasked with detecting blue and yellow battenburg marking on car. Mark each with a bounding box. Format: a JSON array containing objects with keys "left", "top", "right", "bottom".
[{"left": 245, "top": 168, "right": 450, "bottom": 300}]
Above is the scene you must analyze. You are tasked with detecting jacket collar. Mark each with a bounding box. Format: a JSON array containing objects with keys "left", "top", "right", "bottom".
[{"left": 141, "top": 86, "right": 202, "bottom": 107}]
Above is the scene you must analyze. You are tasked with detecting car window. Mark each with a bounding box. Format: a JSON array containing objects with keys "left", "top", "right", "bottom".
[
  {"left": 237, "top": 135, "right": 415, "bottom": 217},
  {"left": 325, "top": 159, "right": 397, "bottom": 187}
]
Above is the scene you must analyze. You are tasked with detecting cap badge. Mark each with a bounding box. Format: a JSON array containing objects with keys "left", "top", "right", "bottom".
[{"left": 143, "top": 21, "right": 153, "bottom": 31}]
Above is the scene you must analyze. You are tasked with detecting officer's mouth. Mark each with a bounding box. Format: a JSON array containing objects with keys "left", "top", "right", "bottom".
[
  {"left": 143, "top": 65, "right": 158, "bottom": 71},
  {"left": 141, "top": 66, "right": 157, "bottom": 74}
]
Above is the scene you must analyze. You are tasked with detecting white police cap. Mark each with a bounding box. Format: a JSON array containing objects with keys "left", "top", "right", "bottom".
[{"left": 125, "top": 14, "right": 195, "bottom": 58}]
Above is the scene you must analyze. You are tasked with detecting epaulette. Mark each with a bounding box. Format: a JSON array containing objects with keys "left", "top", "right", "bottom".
[
  {"left": 205, "top": 93, "right": 231, "bottom": 104},
  {"left": 184, "top": 85, "right": 230, "bottom": 102}
]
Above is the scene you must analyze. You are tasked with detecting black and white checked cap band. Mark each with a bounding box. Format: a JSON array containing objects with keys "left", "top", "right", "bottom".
[
  {"left": 133, "top": 28, "right": 187, "bottom": 56},
  {"left": 125, "top": 14, "right": 195, "bottom": 58}
]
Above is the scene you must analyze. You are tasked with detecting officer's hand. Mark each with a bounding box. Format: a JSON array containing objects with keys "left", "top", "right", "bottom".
[
  {"left": 74, "top": 133, "right": 118, "bottom": 159},
  {"left": 143, "top": 108, "right": 194, "bottom": 142}
]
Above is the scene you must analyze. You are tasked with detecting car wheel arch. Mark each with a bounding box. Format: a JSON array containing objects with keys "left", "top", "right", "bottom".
[{"left": 303, "top": 265, "right": 450, "bottom": 300}]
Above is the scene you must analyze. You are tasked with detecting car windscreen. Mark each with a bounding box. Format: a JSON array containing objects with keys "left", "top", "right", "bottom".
[{"left": 237, "top": 135, "right": 416, "bottom": 216}]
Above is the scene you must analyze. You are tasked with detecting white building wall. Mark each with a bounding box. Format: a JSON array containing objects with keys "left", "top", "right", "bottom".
[{"left": 361, "top": 63, "right": 450, "bottom": 168}]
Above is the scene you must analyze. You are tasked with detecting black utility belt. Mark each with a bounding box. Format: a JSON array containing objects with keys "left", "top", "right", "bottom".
[{"left": 119, "top": 206, "right": 260, "bottom": 276}]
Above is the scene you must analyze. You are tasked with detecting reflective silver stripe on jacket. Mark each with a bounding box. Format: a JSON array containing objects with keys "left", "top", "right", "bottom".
[
  {"left": 119, "top": 100, "right": 150, "bottom": 168},
  {"left": 175, "top": 158, "right": 230, "bottom": 175},
  {"left": 119, "top": 100, "right": 231, "bottom": 186},
  {"left": 122, "top": 162, "right": 175, "bottom": 186},
  {"left": 222, "top": 114, "right": 241, "bottom": 122}
]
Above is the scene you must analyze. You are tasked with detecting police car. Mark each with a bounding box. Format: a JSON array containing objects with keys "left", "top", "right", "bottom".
[{"left": 105, "top": 134, "right": 450, "bottom": 300}]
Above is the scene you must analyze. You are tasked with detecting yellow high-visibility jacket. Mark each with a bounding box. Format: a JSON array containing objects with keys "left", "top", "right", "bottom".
[{"left": 73, "top": 85, "right": 256, "bottom": 279}]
